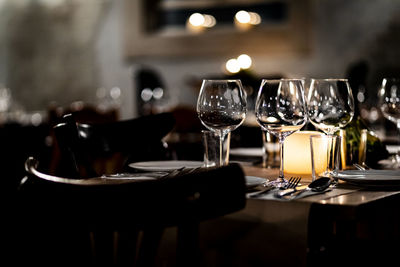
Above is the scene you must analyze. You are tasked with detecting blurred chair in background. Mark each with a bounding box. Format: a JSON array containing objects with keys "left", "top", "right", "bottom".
[
  {"left": 167, "top": 106, "right": 204, "bottom": 161},
  {"left": 134, "top": 67, "right": 170, "bottom": 116},
  {"left": 51, "top": 112, "right": 175, "bottom": 178}
]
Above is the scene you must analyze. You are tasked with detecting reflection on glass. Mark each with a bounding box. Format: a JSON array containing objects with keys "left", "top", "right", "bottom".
[
  {"left": 378, "top": 77, "right": 400, "bottom": 165},
  {"left": 255, "top": 79, "right": 307, "bottom": 186},
  {"left": 307, "top": 79, "right": 355, "bottom": 136},
  {"left": 197, "top": 79, "right": 247, "bottom": 166}
]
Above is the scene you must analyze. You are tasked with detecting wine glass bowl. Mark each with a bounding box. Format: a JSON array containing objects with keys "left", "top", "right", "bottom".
[
  {"left": 307, "top": 79, "right": 355, "bottom": 135},
  {"left": 197, "top": 79, "right": 247, "bottom": 166},
  {"left": 255, "top": 79, "right": 307, "bottom": 185},
  {"left": 378, "top": 77, "right": 400, "bottom": 164},
  {"left": 379, "top": 78, "right": 400, "bottom": 126}
]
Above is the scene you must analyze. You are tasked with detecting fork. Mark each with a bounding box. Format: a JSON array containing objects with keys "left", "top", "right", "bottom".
[
  {"left": 274, "top": 177, "right": 301, "bottom": 198},
  {"left": 283, "top": 177, "right": 301, "bottom": 189},
  {"left": 249, "top": 176, "right": 301, "bottom": 198}
]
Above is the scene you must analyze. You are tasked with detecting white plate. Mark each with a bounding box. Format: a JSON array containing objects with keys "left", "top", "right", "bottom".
[
  {"left": 378, "top": 157, "right": 400, "bottom": 169},
  {"left": 230, "top": 147, "right": 263, "bottom": 157},
  {"left": 245, "top": 176, "right": 267, "bottom": 188},
  {"left": 333, "top": 169, "right": 400, "bottom": 187},
  {"left": 386, "top": 145, "right": 400, "bottom": 154},
  {"left": 101, "top": 172, "right": 168, "bottom": 180},
  {"left": 129, "top": 160, "right": 204, "bottom": 171}
]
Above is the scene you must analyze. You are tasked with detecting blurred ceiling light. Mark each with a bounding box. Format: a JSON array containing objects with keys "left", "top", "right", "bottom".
[
  {"left": 235, "top": 10, "right": 251, "bottom": 24},
  {"left": 225, "top": 54, "right": 253, "bottom": 74},
  {"left": 153, "top": 87, "right": 164, "bottom": 99},
  {"left": 237, "top": 54, "right": 252, "bottom": 69},
  {"left": 203, "top": 15, "right": 216, "bottom": 28},
  {"left": 226, "top": 59, "right": 241, "bottom": 74},
  {"left": 234, "top": 10, "right": 262, "bottom": 31},
  {"left": 249, "top": 12, "right": 262, "bottom": 25},
  {"left": 189, "top": 13, "right": 205, "bottom": 27},
  {"left": 187, "top": 13, "right": 216, "bottom": 33},
  {"left": 141, "top": 88, "right": 153, "bottom": 102},
  {"left": 110, "top": 87, "right": 121, "bottom": 100}
]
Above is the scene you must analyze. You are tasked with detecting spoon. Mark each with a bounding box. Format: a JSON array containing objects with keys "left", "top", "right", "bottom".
[{"left": 276, "top": 177, "right": 332, "bottom": 198}]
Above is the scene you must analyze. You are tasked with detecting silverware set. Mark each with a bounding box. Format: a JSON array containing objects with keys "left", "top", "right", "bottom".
[
  {"left": 249, "top": 176, "right": 301, "bottom": 198},
  {"left": 249, "top": 175, "right": 334, "bottom": 200},
  {"left": 101, "top": 166, "right": 203, "bottom": 180}
]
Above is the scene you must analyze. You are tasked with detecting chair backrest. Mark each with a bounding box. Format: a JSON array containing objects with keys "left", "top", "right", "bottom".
[
  {"left": 52, "top": 112, "right": 175, "bottom": 178},
  {"left": 17, "top": 157, "right": 247, "bottom": 266}
]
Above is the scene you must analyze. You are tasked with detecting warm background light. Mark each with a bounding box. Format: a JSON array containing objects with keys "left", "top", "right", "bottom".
[
  {"left": 284, "top": 131, "right": 325, "bottom": 175},
  {"left": 225, "top": 54, "right": 252, "bottom": 73},
  {"left": 249, "top": 12, "right": 262, "bottom": 25},
  {"left": 237, "top": 54, "right": 252, "bottom": 69},
  {"left": 203, "top": 15, "right": 216, "bottom": 28},
  {"left": 234, "top": 10, "right": 262, "bottom": 31},
  {"left": 225, "top": 59, "right": 240, "bottom": 73},
  {"left": 188, "top": 13, "right": 205, "bottom": 27},
  {"left": 235, "top": 10, "right": 251, "bottom": 24},
  {"left": 187, "top": 13, "right": 216, "bottom": 33}
]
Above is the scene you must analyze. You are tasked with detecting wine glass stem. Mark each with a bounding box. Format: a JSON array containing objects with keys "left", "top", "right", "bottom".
[
  {"left": 326, "top": 133, "right": 334, "bottom": 172},
  {"left": 218, "top": 131, "right": 227, "bottom": 167},
  {"left": 396, "top": 121, "right": 400, "bottom": 162},
  {"left": 278, "top": 137, "right": 285, "bottom": 180}
]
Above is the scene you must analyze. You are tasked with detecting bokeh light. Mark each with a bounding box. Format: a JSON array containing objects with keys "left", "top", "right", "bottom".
[
  {"left": 187, "top": 13, "right": 216, "bottom": 32},
  {"left": 235, "top": 10, "right": 251, "bottom": 24},
  {"left": 188, "top": 13, "right": 205, "bottom": 27},
  {"left": 226, "top": 59, "right": 241, "bottom": 74},
  {"left": 237, "top": 54, "right": 252, "bottom": 69},
  {"left": 225, "top": 54, "right": 253, "bottom": 73}
]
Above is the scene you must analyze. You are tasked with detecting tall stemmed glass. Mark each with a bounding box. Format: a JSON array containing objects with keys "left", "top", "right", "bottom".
[
  {"left": 307, "top": 79, "right": 355, "bottom": 135},
  {"left": 197, "top": 79, "right": 247, "bottom": 167},
  {"left": 378, "top": 78, "right": 400, "bottom": 165},
  {"left": 307, "top": 79, "right": 355, "bottom": 178},
  {"left": 255, "top": 79, "right": 307, "bottom": 186}
]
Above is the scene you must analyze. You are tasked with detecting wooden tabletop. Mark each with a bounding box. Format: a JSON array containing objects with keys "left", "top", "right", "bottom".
[
  {"left": 194, "top": 164, "right": 400, "bottom": 266},
  {"left": 242, "top": 165, "right": 400, "bottom": 207}
]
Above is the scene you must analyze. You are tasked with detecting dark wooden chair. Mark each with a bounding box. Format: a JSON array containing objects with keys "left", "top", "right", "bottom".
[
  {"left": 51, "top": 112, "right": 176, "bottom": 178},
  {"left": 15, "top": 157, "right": 246, "bottom": 266}
]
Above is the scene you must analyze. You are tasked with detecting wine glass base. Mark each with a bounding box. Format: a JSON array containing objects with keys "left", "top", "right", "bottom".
[{"left": 386, "top": 155, "right": 400, "bottom": 169}]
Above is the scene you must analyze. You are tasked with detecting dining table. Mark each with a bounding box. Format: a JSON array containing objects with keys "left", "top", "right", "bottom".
[{"left": 154, "top": 163, "right": 400, "bottom": 267}]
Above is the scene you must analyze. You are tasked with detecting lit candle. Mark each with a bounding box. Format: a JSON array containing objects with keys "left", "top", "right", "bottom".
[{"left": 283, "top": 131, "right": 325, "bottom": 175}]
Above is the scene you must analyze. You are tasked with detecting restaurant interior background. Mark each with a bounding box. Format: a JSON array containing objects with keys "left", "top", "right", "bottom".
[
  {"left": 0, "top": 0, "right": 400, "bottom": 188},
  {"left": 0, "top": 0, "right": 399, "bottom": 121}
]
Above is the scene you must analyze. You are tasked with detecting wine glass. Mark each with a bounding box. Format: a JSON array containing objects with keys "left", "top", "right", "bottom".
[
  {"left": 197, "top": 79, "right": 247, "bottom": 167},
  {"left": 255, "top": 79, "right": 307, "bottom": 186},
  {"left": 378, "top": 77, "right": 400, "bottom": 165},
  {"left": 307, "top": 79, "right": 354, "bottom": 179},
  {"left": 307, "top": 79, "right": 355, "bottom": 135}
]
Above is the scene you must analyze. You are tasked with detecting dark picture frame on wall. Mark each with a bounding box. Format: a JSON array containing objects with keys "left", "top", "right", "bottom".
[{"left": 123, "top": 0, "right": 312, "bottom": 59}]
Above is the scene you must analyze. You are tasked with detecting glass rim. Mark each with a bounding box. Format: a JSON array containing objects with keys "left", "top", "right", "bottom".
[
  {"left": 260, "top": 78, "right": 305, "bottom": 82},
  {"left": 202, "top": 79, "right": 242, "bottom": 82},
  {"left": 310, "top": 78, "right": 348, "bottom": 82}
]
